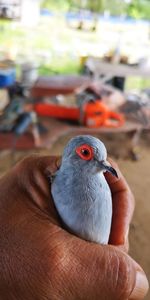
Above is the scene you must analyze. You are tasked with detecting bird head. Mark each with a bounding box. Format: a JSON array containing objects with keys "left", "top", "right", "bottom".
[{"left": 61, "top": 135, "right": 118, "bottom": 177}]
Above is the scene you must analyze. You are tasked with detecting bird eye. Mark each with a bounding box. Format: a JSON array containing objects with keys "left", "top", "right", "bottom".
[
  {"left": 81, "top": 149, "right": 90, "bottom": 156},
  {"left": 76, "top": 144, "right": 93, "bottom": 161}
]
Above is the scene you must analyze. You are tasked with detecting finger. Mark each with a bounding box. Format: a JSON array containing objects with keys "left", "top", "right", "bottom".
[
  {"left": 50, "top": 230, "right": 149, "bottom": 300},
  {"left": 14, "top": 155, "right": 61, "bottom": 223},
  {"left": 18, "top": 155, "right": 61, "bottom": 174},
  {"left": 105, "top": 158, "right": 135, "bottom": 247}
]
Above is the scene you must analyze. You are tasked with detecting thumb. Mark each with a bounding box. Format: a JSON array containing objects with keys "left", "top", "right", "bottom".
[{"left": 62, "top": 238, "right": 149, "bottom": 300}]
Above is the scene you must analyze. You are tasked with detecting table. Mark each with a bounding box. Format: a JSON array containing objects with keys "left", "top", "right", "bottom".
[
  {"left": 85, "top": 58, "right": 150, "bottom": 82},
  {"left": 31, "top": 75, "right": 91, "bottom": 98}
]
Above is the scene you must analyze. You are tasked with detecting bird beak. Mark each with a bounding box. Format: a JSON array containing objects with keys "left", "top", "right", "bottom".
[{"left": 99, "top": 160, "right": 118, "bottom": 178}]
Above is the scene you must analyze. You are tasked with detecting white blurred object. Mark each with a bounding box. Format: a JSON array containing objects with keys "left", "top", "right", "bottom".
[
  {"left": 21, "top": 62, "right": 39, "bottom": 86},
  {"left": 0, "top": 89, "right": 9, "bottom": 113},
  {"left": 20, "top": 0, "right": 40, "bottom": 26}
]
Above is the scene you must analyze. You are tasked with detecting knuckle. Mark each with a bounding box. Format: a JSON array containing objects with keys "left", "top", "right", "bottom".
[
  {"left": 16, "top": 156, "right": 33, "bottom": 176},
  {"left": 16, "top": 156, "right": 39, "bottom": 188},
  {"left": 40, "top": 228, "right": 71, "bottom": 279},
  {"left": 20, "top": 155, "right": 33, "bottom": 167},
  {"left": 41, "top": 239, "right": 72, "bottom": 298},
  {"left": 48, "top": 243, "right": 70, "bottom": 276},
  {"left": 18, "top": 155, "right": 40, "bottom": 170},
  {"left": 109, "top": 249, "right": 135, "bottom": 299}
]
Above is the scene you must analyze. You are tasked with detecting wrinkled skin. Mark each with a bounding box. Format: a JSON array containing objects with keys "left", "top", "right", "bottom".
[{"left": 0, "top": 155, "right": 149, "bottom": 300}]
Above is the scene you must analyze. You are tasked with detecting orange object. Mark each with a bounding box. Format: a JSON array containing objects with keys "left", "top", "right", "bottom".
[
  {"left": 83, "top": 101, "right": 124, "bottom": 128},
  {"left": 35, "top": 100, "right": 124, "bottom": 128},
  {"left": 35, "top": 103, "right": 80, "bottom": 120}
]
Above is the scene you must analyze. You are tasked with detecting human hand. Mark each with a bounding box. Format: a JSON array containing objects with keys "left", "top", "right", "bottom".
[{"left": 0, "top": 155, "right": 148, "bottom": 300}]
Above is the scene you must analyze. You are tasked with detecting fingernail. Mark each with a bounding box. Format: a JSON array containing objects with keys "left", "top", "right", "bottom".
[
  {"left": 129, "top": 270, "right": 149, "bottom": 299},
  {"left": 56, "top": 157, "right": 61, "bottom": 168}
]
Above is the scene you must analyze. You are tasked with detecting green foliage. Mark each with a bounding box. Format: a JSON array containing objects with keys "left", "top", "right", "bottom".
[
  {"left": 68, "top": 0, "right": 104, "bottom": 12},
  {"left": 41, "top": 0, "right": 69, "bottom": 11},
  {"left": 103, "top": 0, "right": 127, "bottom": 16},
  {"left": 126, "top": 0, "right": 150, "bottom": 19},
  {"left": 39, "top": 59, "right": 80, "bottom": 75},
  {"left": 41, "top": 0, "right": 150, "bottom": 19},
  {"left": 41, "top": 0, "right": 104, "bottom": 13},
  {"left": 0, "top": 14, "right": 150, "bottom": 90},
  {"left": 125, "top": 77, "right": 150, "bottom": 90}
]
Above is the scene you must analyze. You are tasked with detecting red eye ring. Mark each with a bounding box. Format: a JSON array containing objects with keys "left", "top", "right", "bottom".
[{"left": 75, "top": 144, "right": 94, "bottom": 161}]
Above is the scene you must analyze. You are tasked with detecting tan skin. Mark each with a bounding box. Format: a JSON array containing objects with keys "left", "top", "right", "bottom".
[{"left": 0, "top": 155, "right": 149, "bottom": 300}]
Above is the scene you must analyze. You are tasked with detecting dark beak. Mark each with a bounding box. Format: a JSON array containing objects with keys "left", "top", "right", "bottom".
[{"left": 100, "top": 160, "right": 118, "bottom": 178}]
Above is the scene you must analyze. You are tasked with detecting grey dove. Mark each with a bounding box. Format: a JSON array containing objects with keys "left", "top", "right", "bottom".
[{"left": 51, "top": 135, "right": 118, "bottom": 244}]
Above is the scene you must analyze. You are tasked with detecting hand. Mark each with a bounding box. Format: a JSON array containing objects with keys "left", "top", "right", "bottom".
[{"left": 0, "top": 155, "right": 149, "bottom": 300}]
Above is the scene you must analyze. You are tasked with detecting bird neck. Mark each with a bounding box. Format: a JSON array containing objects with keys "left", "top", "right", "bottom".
[{"left": 60, "top": 161, "right": 105, "bottom": 179}]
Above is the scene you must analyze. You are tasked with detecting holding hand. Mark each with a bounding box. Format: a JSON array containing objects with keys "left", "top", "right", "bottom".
[{"left": 0, "top": 156, "right": 148, "bottom": 300}]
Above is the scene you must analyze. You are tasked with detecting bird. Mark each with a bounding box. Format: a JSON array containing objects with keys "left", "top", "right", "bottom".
[{"left": 51, "top": 135, "right": 118, "bottom": 244}]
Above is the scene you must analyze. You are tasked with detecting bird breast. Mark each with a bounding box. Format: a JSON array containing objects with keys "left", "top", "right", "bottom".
[{"left": 51, "top": 168, "right": 112, "bottom": 244}]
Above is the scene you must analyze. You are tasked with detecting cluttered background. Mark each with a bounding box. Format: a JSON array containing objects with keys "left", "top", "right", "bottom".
[{"left": 0, "top": 0, "right": 150, "bottom": 297}]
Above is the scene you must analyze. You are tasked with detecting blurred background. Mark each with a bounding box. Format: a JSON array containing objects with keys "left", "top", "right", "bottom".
[{"left": 0, "top": 0, "right": 150, "bottom": 298}]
